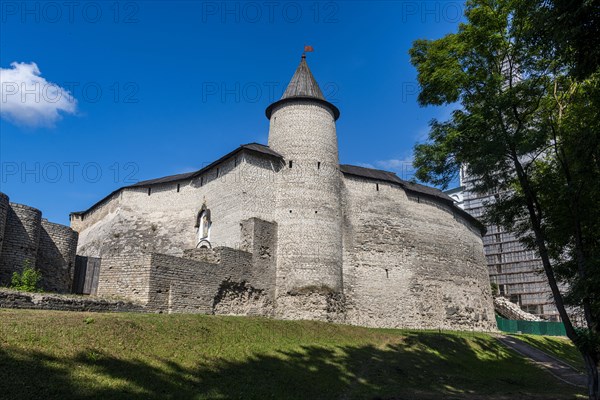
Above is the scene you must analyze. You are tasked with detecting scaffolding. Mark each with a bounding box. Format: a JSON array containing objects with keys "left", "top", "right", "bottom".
[{"left": 451, "top": 173, "right": 561, "bottom": 321}]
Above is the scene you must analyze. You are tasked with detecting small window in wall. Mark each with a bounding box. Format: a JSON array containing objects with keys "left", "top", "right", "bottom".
[
  {"left": 195, "top": 207, "right": 212, "bottom": 248},
  {"left": 510, "top": 294, "right": 521, "bottom": 305},
  {"left": 376, "top": 183, "right": 379, "bottom": 191},
  {"left": 148, "top": 187, "right": 152, "bottom": 196},
  {"left": 385, "top": 269, "right": 389, "bottom": 279},
  {"left": 317, "top": 162, "right": 321, "bottom": 170},
  {"left": 289, "top": 160, "right": 293, "bottom": 168},
  {"left": 499, "top": 284, "right": 506, "bottom": 295},
  {"left": 177, "top": 184, "right": 181, "bottom": 193},
  {"left": 216, "top": 168, "right": 220, "bottom": 177}
]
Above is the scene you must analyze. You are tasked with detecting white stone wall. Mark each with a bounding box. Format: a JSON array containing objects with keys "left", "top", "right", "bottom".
[
  {"left": 341, "top": 175, "right": 496, "bottom": 331},
  {"left": 268, "top": 101, "right": 344, "bottom": 319},
  {"left": 71, "top": 139, "right": 496, "bottom": 331},
  {"left": 73, "top": 152, "right": 279, "bottom": 258}
]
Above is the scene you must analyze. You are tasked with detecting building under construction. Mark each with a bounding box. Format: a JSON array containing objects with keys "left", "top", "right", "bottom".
[{"left": 446, "top": 170, "right": 561, "bottom": 321}]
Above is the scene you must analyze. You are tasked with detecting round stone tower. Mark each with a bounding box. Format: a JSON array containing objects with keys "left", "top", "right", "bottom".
[{"left": 266, "top": 55, "right": 344, "bottom": 321}]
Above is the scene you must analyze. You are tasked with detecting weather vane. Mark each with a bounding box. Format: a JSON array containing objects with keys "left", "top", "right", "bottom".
[{"left": 303, "top": 45, "right": 314, "bottom": 58}]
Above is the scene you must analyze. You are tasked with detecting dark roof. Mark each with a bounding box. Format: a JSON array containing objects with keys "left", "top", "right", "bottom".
[
  {"left": 71, "top": 146, "right": 483, "bottom": 234},
  {"left": 71, "top": 143, "right": 283, "bottom": 216},
  {"left": 282, "top": 55, "right": 325, "bottom": 100},
  {"left": 265, "top": 55, "right": 340, "bottom": 121},
  {"left": 340, "top": 164, "right": 485, "bottom": 234},
  {"left": 130, "top": 143, "right": 282, "bottom": 188}
]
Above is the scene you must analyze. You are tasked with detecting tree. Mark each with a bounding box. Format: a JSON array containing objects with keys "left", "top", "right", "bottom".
[
  {"left": 529, "top": 0, "right": 600, "bottom": 81},
  {"left": 409, "top": 0, "right": 599, "bottom": 397}
]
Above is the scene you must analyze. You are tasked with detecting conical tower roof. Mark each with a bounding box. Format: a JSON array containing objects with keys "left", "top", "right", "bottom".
[
  {"left": 281, "top": 54, "right": 325, "bottom": 100},
  {"left": 266, "top": 55, "right": 340, "bottom": 120}
]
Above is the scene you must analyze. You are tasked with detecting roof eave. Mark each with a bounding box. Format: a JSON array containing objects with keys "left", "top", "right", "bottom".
[
  {"left": 72, "top": 144, "right": 283, "bottom": 218},
  {"left": 265, "top": 97, "right": 340, "bottom": 121}
]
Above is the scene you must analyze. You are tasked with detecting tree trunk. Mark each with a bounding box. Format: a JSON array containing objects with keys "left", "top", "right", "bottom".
[
  {"left": 510, "top": 154, "right": 599, "bottom": 399},
  {"left": 583, "top": 352, "right": 599, "bottom": 400}
]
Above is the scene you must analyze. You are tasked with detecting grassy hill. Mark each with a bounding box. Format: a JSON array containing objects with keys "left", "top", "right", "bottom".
[{"left": 0, "top": 309, "right": 585, "bottom": 399}]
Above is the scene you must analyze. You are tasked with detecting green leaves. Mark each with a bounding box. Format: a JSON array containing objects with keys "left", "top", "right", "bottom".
[
  {"left": 410, "top": 0, "right": 599, "bottom": 333},
  {"left": 409, "top": 35, "right": 466, "bottom": 106},
  {"left": 10, "top": 260, "right": 43, "bottom": 293}
]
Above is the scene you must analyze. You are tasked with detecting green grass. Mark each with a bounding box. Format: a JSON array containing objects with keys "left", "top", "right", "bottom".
[
  {"left": 512, "top": 334, "right": 585, "bottom": 372},
  {"left": 0, "top": 309, "right": 585, "bottom": 399}
]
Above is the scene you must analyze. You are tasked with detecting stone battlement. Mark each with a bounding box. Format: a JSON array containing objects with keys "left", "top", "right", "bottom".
[{"left": 0, "top": 192, "right": 78, "bottom": 292}]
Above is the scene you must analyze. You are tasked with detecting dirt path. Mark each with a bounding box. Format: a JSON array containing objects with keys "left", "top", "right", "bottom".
[{"left": 496, "top": 335, "right": 586, "bottom": 388}]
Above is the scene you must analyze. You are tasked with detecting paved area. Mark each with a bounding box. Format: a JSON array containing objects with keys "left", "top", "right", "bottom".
[{"left": 496, "top": 335, "right": 587, "bottom": 387}]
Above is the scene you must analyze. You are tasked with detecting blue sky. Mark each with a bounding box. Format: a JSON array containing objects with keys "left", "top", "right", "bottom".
[{"left": 1, "top": 1, "right": 464, "bottom": 225}]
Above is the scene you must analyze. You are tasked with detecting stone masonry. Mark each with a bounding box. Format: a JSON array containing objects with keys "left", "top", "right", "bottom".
[
  {"left": 69, "top": 56, "right": 497, "bottom": 331},
  {"left": 95, "top": 218, "right": 277, "bottom": 315},
  {"left": 0, "top": 193, "right": 78, "bottom": 293}
]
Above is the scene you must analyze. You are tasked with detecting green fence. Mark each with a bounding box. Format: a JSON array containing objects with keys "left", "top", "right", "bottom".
[{"left": 495, "top": 315, "right": 567, "bottom": 336}]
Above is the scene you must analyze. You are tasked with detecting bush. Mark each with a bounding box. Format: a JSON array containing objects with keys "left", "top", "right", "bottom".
[
  {"left": 490, "top": 282, "right": 499, "bottom": 297},
  {"left": 10, "top": 260, "right": 42, "bottom": 292}
]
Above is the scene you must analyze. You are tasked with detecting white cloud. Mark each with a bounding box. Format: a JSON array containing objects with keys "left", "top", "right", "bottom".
[
  {"left": 375, "top": 158, "right": 414, "bottom": 170},
  {"left": 0, "top": 62, "right": 77, "bottom": 127},
  {"left": 356, "top": 162, "right": 375, "bottom": 169},
  {"left": 375, "top": 157, "right": 416, "bottom": 181},
  {"left": 354, "top": 155, "right": 416, "bottom": 181}
]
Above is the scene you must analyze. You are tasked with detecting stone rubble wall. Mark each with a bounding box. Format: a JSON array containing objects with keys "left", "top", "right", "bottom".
[
  {"left": 36, "top": 219, "right": 78, "bottom": 293},
  {"left": 0, "top": 288, "right": 143, "bottom": 313},
  {"left": 0, "top": 202, "right": 42, "bottom": 285},
  {"left": 0, "top": 192, "right": 9, "bottom": 255},
  {"left": 96, "top": 253, "right": 153, "bottom": 304},
  {"left": 341, "top": 175, "right": 497, "bottom": 331},
  {"left": 96, "top": 218, "right": 277, "bottom": 316},
  {"left": 494, "top": 296, "right": 542, "bottom": 321}
]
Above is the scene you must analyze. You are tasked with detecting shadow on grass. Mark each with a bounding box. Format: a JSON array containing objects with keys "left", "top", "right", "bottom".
[
  {"left": 513, "top": 335, "right": 585, "bottom": 372},
  {"left": 0, "top": 332, "right": 582, "bottom": 400}
]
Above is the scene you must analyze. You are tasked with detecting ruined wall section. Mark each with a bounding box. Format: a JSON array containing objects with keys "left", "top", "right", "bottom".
[
  {"left": 96, "top": 218, "right": 277, "bottom": 316},
  {"left": 96, "top": 253, "right": 153, "bottom": 303},
  {"left": 36, "top": 220, "right": 79, "bottom": 293},
  {"left": 0, "top": 194, "right": 80, "bottom": 291},
  {"left": 0, "top": 203, "right": 42, "bottom": 286},
  {"left": 0, "top": 192, "right": 9, "bottom": 256},
  {"left": 341, "top": 175, "right": 496, "bottom": 331},
  {"left": 74, "top": 152, "right": 278, "bottom": 258}
]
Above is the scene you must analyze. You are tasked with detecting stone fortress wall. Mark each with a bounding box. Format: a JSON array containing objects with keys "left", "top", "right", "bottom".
[
  {"left": 69, "top": 157, "right": 496, "bottom": 331},
  {"left": 61, "top": 56, "right": 498, "bottom": 331},
  {"left": 0, "top": 192, "right": 78, "bottom": 293},
  {"left": 71, "top": 151, "right": 279, "bottom": 258},
  {"left": 341, "top": 175, "right": 496, "bottom": 330}
]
